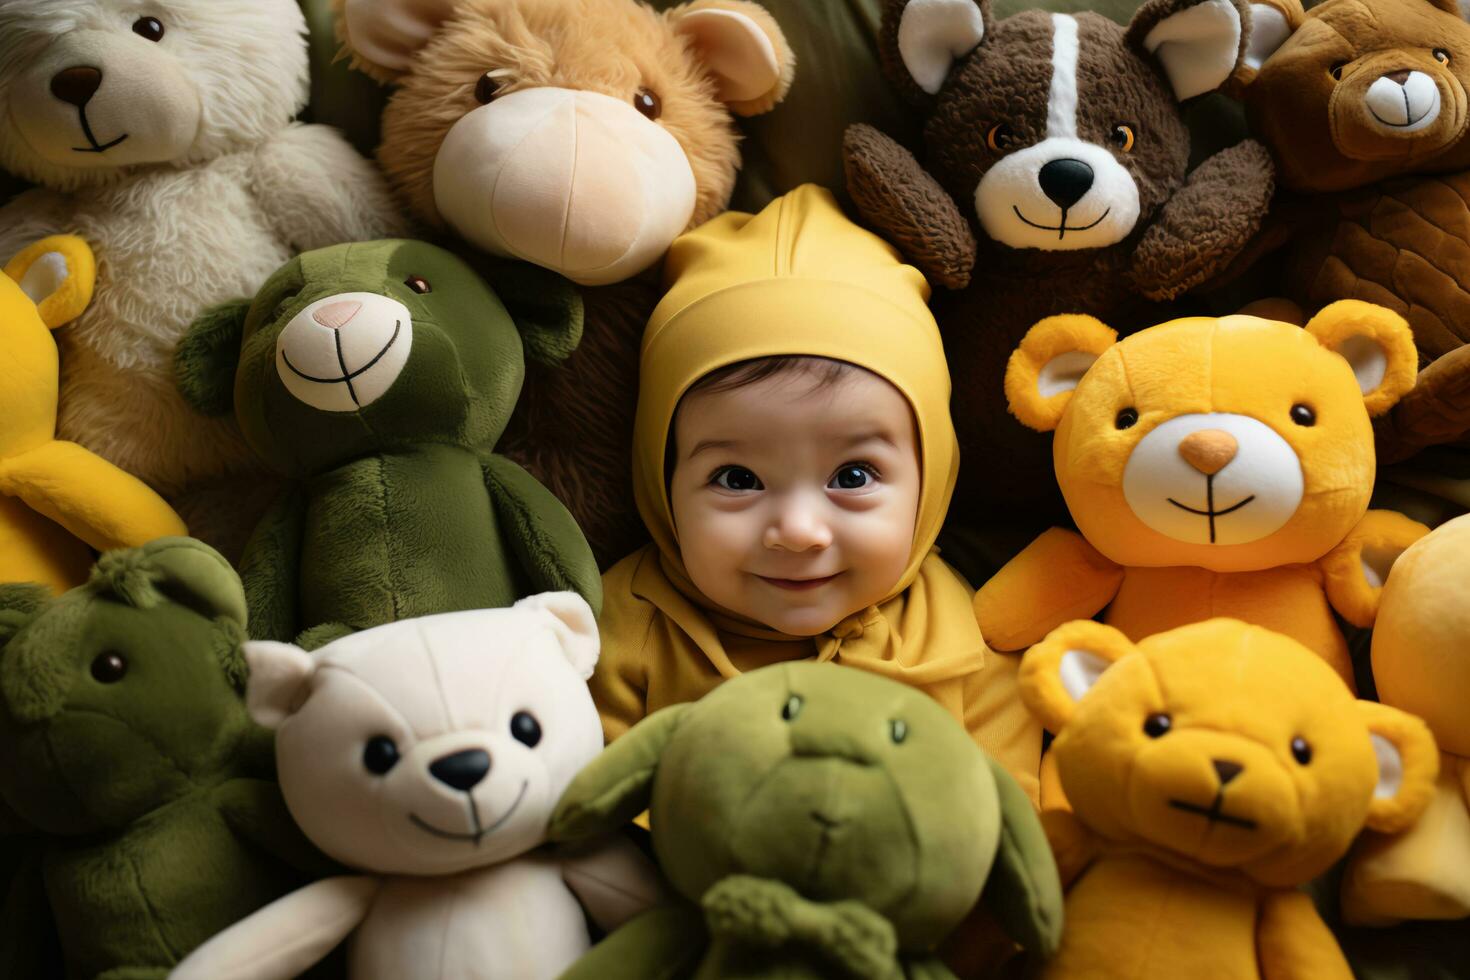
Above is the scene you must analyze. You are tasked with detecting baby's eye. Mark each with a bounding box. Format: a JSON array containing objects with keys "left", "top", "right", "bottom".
[
  {"left": 711, "top": 465, "right": 763, "bottom": 492},
  {"left": 828, "top": 463, "right": 878, "bottom": 490}
]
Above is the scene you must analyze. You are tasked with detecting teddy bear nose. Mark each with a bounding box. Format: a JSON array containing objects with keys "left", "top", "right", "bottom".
[
  {"left": 1178, "top": 429, "right": 1239, "bottom": 475},
  {"left": 1212, "top": 759, "right": 1244, "bottom": 785},
  {"left": 51, "top": 66, "right": 103, "bottom": 108},
  {"left": 311, "top": 300, "right": 363, "bottom": 330},
  {"left": 1385, "top": 69, "right": 1412, "bottom": 85},
  {"left": 429, "top": 749, "right": 491, "bottom": 791},
  {"left": 1038, "top": 158, "right": 1095, "bottom": 210}
]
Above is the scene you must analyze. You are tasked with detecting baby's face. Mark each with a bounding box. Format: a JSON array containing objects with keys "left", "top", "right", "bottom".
[{"left": 669, "top": 367, "right": 921, "bottom": 636}]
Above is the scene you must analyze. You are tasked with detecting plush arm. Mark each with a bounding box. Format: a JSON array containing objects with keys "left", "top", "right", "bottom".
[
  {"left": 481, "top": 453, "right": 602, "bottom": 615},
  {"left": 1256, "top": 889, "right": 1353, "bottom": 980},
  {"left": 0, "top": 441, "right": 187, "bottom": 549},
  {"left": 1375, "top": 345, "right": 1470, "bottom": 464},
  {"left": 973, "top": 528, "right": 1123, "bottom": 653},
  {"left": 250, "top": 122, "right": 410, "bottom": 253},
  {"left": 843, "top": 124, "right": 976, "bottom": 291},
  {"left": 559, "top": 833, "right": 672, "bottom": 933},
  {"left": 214, "top": 778, "right": 340, "bottom": 879},
  {"left": 1040, "top": 809, "right": 1098, "bottom": 889},
  {"left": 557, "top": 903, "right": 708, "bottom": 980},
  {"left": 1129, "top": 140, "right": 1276, "bottom": 301},
  {"left": 169, "top": 876, "right": 380, "bottom": 980},
  {"left": 1319, "top": 509, "right": 1429, "bottom": 628},
  {"left": 238, "top": 487, "right": 307, "bottom": 642}
]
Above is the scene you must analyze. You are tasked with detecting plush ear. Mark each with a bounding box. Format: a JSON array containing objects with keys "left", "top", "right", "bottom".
[
  {"left": 1126, "top": 0, "right": 1249, "bottom": 102},
  {"left": 334, "top": 0, "right": 457, "bottom": 83},
  {"left": 1019, "top": 620, "right": 1136, "bottom": 733},
  {"left": 1304, "top": 301, "right": 1418, "bottom": 417},
  {"left": 481, "top": 262, "right": 586, "bottom": 367},
  {"left": 547, "top": 703, "right": 689, "bottom": 842},
  {"left": 1355, "top": 702, "right": 1440, "bottom": 834},
  {"left": 175, "top": 300, "right": 250, "bottom": 418},
  {"left": 90, "top": 538, "right": 247, "bottom": 629},
  {"left": 0, "top": 584, "right": 50, "bottom": 653},
  {"left": 4, "top": 235, "right": 96, "bottom": 330},
  {"left": 878, "top": 0, "right": 990, "bottom": 103},
  {"left": 243, "top": 640, "right": 318, "bottom": 729},
  {"left": 668, "top": 1, "right": 796, "bottom": 117},
  {"left": 1004, "top": 315, "right": 1117, "bottom": 432},
  {"left": 979, "top": 757, "right": 1065, "bottom": 956},
  {"left": 514, "top": 591, "right": 600, "bottom": 680},
  {"left": 1232, "top": 0, "right": 1304, "bottom": 86}
]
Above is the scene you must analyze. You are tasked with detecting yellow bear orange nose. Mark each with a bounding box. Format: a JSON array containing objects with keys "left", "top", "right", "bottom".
[{"left": 1178, "top": 429, "right": 1238, "bottom": 475}]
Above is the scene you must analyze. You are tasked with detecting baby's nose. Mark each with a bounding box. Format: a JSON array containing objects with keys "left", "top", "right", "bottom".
[{"left": 765, "top": 504, "right": 833, "bottom": 551}]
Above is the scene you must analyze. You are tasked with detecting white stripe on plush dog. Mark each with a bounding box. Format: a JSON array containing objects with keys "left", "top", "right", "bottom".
[{"left": 1046, "top": 14, "right": 1081, "bottom": 140}]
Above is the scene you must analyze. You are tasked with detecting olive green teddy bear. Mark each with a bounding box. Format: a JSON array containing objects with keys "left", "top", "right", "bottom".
[
  {"left": 550, "top": 661, "right": 1063, "bottom": 979},
  {"left": 0, "top": 538, "right": 335, "bottom": 980},
  {"left": 174, "top": 239, "right": 601, "bottom": 646}
]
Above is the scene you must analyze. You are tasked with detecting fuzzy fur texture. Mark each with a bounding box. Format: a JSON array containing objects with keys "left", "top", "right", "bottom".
[{"left": 0, "top": 0, "right": 407, "bottom": 560}]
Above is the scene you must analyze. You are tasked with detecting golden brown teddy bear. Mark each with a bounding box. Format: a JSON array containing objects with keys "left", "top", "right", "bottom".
[
  {"left": 333, "top": 0, "right": 795, "bottom": 566},
  {"left": 976, "top": 302, "right": 1429, "bottom": 690},
  {"left": 1020, "top": 617, "right": 1438, "bottom": 980}
]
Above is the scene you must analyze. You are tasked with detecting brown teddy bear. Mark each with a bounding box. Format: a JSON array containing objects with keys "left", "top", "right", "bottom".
[
  {"left": 1235, "top": 0, "right": 1470, "bottom": 462},
  {"left": 844, "top": 0, "right": 1276, "bottom": 533},
  {"left": 333, "top": 0, "right": 795, "bottom": 567}
]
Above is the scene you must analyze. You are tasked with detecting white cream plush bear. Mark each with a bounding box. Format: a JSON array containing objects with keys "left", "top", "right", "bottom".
[
  {"left": 0, "top": 0, "right": 406, "bottom": 556},
  {"left": 171, "top": 592, "right": 665, "bottom": 980}
]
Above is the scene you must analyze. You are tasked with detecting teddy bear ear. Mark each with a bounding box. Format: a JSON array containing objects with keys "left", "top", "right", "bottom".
[
  {"left": 243, "top": 640, "right": 318, "bottom": 729},
  {"left": 668, "top": 1, "right": 797, "bottom": 117},
  {"left": 4, "top": 235, "right": 96, "bottom": 331},
  {"left": 333, "top": 0, "right": 457, "bottom": 83},
  {"left": 1355, "top": 701, "right": 1440, "bottom": 834},
  {"left": 481, "top": 262, "right": 586, "bottom": 367},
  {"left": 1126, "top": 0, "right": 1251, "bottom": 102},
  {"left": 1019, "top": 620, "right": 1136, "bottom": 732},
  {"left": 1229, "top": 0, "right": 1305, "bottom": 87},
  {"left": 513, "top": 591, "right": 600, "bottom": 681},
  {"left": 1304, "top": 301, "right": 1419, "bottom": 417},
  {"left": 175, "top": 299, "right": 251, "bottom": 418},
  {"left": 1004, "top": 315, "right": 1117, "bottom": 432},
  {"left": 0, "top": 585, "right": 50, "bottom": 652},
  {"left": 877, "top": 0, "right": 991, "bottom": 102},
  {"left": 91, "top": 538, "right": 248, "bottom": 629}
]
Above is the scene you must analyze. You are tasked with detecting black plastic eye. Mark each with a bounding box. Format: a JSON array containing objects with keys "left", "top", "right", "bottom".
[
  {"left": 986, "top": 123, "right": 1017, "bottom": 153},
  {"left": 474, "top": 72, "right": 500, "bottom": 105},
  {"left": 1329, "top": 62, "right": 1347, "bottom": 81},
  {"left": 633, "top": 87, "right": 661, "bottom": 120},
  {"left": 1291, "top": 736, "right": 1312, "bottom": 765},
  {"left": 890, "top": 719, "right": 908, "bottom": 744},
  {"left": 405, "top": 275, "right": 431, "bottom": 295},
  {"left": 1435, "top": 48, "right": 1452, "bottom": 65},
  {"left": 1115, "top": 407, "right": 1139, "bottom": 430},
  {"left": 782, "top": 694, "right": 803, "bottom": 721},
  {"left": 363, "top": 736, "right": 400, "bottom": 774},
  {"left": 510, "top": 711, "right": 542, "bottom": 748},
  {"left": 1109, "top": 124, "right": 1136, "bottom": 152},
  {"left": 1290, "top": 404, "right": 1316, "bottom": 427},
  {"left": 90, "top": 652, "right": 127, "bottom": 684},
  {"left": 1143, "top": 713, "right": 1172, "bottom": 738},
  {"left": 132, "top": 17, "right": 165, "bottom": 42}
]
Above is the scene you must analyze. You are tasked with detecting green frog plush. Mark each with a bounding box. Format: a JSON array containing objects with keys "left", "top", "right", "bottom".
[
  {"left": 174, "top": 239, "right": 601, "bottom": 646},
  {"left": 0, "top": 539, "right": 332, "bottom": 979},
  {"left": 550, "top": 661, "right": 1063, "bottom": 979}
]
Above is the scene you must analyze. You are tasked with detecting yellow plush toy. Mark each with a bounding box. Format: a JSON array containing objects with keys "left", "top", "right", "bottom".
[
  {"left": 0, "top": 236, "right": 186, "bottom": 592},
  {"left": 1021, "top": 617, "right": 1438, "bottom": 980},
  {"left": 976, "top": 302, "right": 1427, "bottom": 690},
  {"left": 1341, "top": 513, "right": 1470, "bottom": 926}
]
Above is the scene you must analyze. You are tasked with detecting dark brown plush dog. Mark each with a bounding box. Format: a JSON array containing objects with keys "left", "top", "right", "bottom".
[
  {"left": 1235, "top": 0, "right": 1470, "bottom": 462},
  {"left": 845, "top": 0, "right": 1274, "bottom": 538}
]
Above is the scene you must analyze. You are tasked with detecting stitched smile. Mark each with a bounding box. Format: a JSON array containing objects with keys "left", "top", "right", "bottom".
[
  {"left": 1013, "top": 205, "right": 1111, "bottom": 239},
  {"left": 409, "top": 780, "right": 527, "bottom": 846},
  {"left": 1169, "top": 794, "right": 1257, "bottom": 830},
  {"left": 281, "top": 319, "right": 402, "bottom": 407},
  {"left": 1167, "top": 474, "right": 1254, "bottom": 544},
  {"left": 70, "top": 106, "right": 128, "bottom": 153}
]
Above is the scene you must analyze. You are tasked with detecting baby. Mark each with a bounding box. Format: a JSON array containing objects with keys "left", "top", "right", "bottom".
[{"left": 591, "top": 185, "right": 1039, "bottom": 801}]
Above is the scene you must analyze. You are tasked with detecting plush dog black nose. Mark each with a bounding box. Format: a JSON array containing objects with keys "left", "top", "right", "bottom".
[
  {"left": 51, "top": 66, "right": 103, "bottom": 108},
  {"left": 1038, "top": 158, "right": 1095, "bottom": 210},
  {"left": 1212, "top": 759, "right": 1244, "bottom": 785},
  {"left": 429, "top": 749, "right": 491, "bottom": 791}
]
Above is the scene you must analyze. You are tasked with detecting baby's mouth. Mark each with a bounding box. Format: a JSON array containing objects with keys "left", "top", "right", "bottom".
[{"left": 756, "top": 573, "right": 842, "bottom": 591}]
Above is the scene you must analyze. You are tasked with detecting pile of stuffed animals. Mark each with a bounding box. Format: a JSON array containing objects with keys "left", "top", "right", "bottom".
[{"left": 0, "top": 0, "right": 1467, "bottom": 977}]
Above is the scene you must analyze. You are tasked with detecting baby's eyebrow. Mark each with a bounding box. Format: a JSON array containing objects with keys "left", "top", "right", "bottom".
[
  {"left": 687, "top": 437, "right": 745, "bottom": 458},
  {"left": 841, "top": 430, "right": 900, "bottom": 450}
]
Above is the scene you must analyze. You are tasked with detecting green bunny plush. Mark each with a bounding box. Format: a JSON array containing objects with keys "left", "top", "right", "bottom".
[
  {"left": 0, "top": 539, "right": 334, "bottom": 980},
  {"left": 174, "top": 239, "right": 601, "bottom": 646},
  {"left": 550, "top": 661, "right": 1063, "bottom": 979}
]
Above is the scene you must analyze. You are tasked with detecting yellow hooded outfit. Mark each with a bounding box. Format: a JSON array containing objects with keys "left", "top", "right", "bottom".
[{"left": 591, "top": 185, "right": 1039, "bottom": 801}]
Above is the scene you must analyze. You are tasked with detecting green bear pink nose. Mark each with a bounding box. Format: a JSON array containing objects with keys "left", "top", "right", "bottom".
[{"left": 312, "top": 300, "right": 362, "bottom": 330}]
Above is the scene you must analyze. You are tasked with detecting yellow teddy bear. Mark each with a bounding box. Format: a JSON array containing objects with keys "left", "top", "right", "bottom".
[
  {"left": 1, "top": 236, "right": 185, "bottom": 592},
  {"left": 1021, "top": 617, "right": 1437, "bottom": 980},
  {"left": 976, "top": 301, "right": 1427, "bottom": 690},
  {"left": 1341, "top": 513, "right": 1470, "bottom": 925}
]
